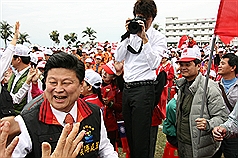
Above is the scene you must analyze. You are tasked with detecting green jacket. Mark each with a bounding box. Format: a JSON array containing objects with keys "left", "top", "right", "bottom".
[
  {"left": 176, "top": 73, "right": 228, "bottom": 158},
  {"left": 163, "top": 97, "right": 176, "bottom": 137},
  {"left": 7, "top": 68, "right": 29, "bottom": 114}
]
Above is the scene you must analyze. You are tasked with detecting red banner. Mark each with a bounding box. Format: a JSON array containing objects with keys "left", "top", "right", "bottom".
[{"left": 214, "top": 0, "right": 238, "bottom": 44}]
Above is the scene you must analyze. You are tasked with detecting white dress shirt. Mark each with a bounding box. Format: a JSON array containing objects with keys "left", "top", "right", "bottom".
[
  {"left": 115, "top": 27, "right": 167, "bottom": 82},
  {"left": 12, "top": 101, "right": 118, "bottom": 158}
]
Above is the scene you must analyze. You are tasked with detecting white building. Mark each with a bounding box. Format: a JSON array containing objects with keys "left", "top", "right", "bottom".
[
  {"left": 165, "top": 17, "right": 216, "bottom": 46},
  {"left": 165, "top": 17, "right": 238, "bottom": 47}
]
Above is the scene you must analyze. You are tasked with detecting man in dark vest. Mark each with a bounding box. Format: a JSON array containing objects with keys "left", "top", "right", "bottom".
[{"left": 11, "top": 52, "right": 118, "bottom": 157}]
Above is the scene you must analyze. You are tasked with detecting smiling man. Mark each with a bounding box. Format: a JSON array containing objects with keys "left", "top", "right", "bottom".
[
  {"left": 11, "top": 52, "right": 118, "bottom": 158},
  {"left": 175, "top": 46, "right": 228, "bottom": 158}
]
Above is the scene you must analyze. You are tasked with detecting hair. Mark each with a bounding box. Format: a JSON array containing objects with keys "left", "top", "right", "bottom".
[
  {"left": 32, "top": 46, "right": 39, "bottom": 51},
  {"left": 193, "top": 59, "right": 201, "bottom": 66},
  {"left": 133, "top": 0, "right": 157, "bottom": 20},
  {"left": 222, "top": 53, "right": 238, "bottom": 74},
  {"left": 86, "top": 82, "right": 104, "bottom": 104},
  {"left": 13, "top": 55, "right": 31, "bottom": 65},
  {"left": 44, "top": 52, "right": 85, "bottom": 82}
]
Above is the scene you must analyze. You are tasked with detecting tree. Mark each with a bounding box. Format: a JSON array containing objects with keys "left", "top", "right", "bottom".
[
  {"left": 17, "top": 32, "right": 31, "bottom": 44},
  {"left": 49, "top": 30, "right": 60, "bottom": 45},
  {"left": 64, "top": 33, "right": 77, "bottom": 47},
  {"left": 82, "top": 27, "right": 97, "bottom": 43},
  {"left": 0, "top": 21, "right": 13, "bottom": 48},
  {"left": 153, "top": 23, "right": 163, "bottom": 32}
]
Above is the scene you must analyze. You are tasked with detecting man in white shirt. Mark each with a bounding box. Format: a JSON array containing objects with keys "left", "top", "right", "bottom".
[{"left": 114, "top": 0, "right": 167, "bottom": 157}]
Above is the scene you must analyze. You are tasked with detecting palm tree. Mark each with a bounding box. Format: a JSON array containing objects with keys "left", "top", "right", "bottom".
[
  {"left": 64, "top": 33, "right": 78, "bottom": 47},
  {"left": 49, "top": 30, "right": 60, "bottom": 45},
  {"left": 17, "top": 32, "right": 31, "bottom": 44},
  {"left": 82, "top": 27, "right": 97, "bottom": 43},
  {"left": 153, "top": 23, "right": 163, "bottom": 32},
  {"left": 0, "top": 21, "right": 13, "bottom": 48},
  {"left": 64, "top": 34, "right": 71, "bottom": 46}
]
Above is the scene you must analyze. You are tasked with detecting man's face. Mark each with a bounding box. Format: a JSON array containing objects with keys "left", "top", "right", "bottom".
[
  {"left": 82, "top": 52, "right": 87, "bottom": 58},
  {"left": 96, "top": 58, "right": 102, "bottom": 64},
  {"left": 72, "top": 50, "right": 77, "bottom": 55},
  {"left": 11, "top": 56, "right": 20, "bottom": 70},
  {"left": 179, "top": 61, "right": 200, "bottom": 81},
  {"left": 45, "top": 68, "right": 82, "bottom": 112},
  {"left": 218, "top": 58, "right": 235, "bottom": 76}
]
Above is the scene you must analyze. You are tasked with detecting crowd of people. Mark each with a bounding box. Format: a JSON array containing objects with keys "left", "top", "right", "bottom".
[{"left": 1, "top": 0, "right": 238, "bottom": 158}]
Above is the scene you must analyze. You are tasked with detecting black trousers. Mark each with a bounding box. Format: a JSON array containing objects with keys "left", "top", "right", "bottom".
[
  {"left": 122, "top": 84, "right": 155, "bottom": 158},
  {"left": 212, "top": 137, "right": 238, "bottom": 158}
]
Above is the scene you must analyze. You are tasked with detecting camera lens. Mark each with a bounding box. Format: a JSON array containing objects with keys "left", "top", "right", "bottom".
[{"left": 128, "top": 21, "right": 140, "bottom": 34}]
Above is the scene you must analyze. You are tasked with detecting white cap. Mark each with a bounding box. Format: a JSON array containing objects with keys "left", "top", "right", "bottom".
[
  {"left": 82, "top": 49, "right": 89, "bottom": 54},
  {"left": 84, "top": 69, "right": 102, "bottom": 89},
  {"left": 14, "top": 44, "right": 30, "bottom": 57},
  {"left": 71, "top": 47, "right": 77, "bottom": 51},
  {"left": 218, "top": 48, "right": 224, "bottom": 52},
  {"left": 96, "top": 55, "right": 102, "bottom": 60},
  {"left": 96, "top": 46, "right": 104, "bottom": 51},
  {"left": 30, "top": 52, "right": 38, "bottom": 65},
  {"left": 188, "top": 34, "right": 194, "bottom": 38},
  {"left": 162, "top": 53, "right": 169, "bottom": 58},
  {"left": 37, "top": 60, "right": 47, "bottom": 68},
  {"left": 177, "top": 45, "right": 201, "bottom": 62},
  {"left": 85, "top": 58, "right": 93, "bottom": 63},
  {"left": 44, "top": 49, "right": 53, "bottom": 56},
  {"left": 102, "top": 60, "right": 116, "bottom": 75},
  {"left": 171, "top": 48, "right": 176, "bottom": 52}
]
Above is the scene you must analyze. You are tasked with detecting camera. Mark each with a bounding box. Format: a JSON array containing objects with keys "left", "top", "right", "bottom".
[{"left": 128, "top": 16, "right": 146, "bottom": 34}]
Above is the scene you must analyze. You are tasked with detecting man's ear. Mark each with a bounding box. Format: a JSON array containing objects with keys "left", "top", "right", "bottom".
[
  {"left": 197, "top": 63, "right": 201, "bottom": 71},
  {"left": 88, "top": 85, "right": 92, "bottom": 91}
]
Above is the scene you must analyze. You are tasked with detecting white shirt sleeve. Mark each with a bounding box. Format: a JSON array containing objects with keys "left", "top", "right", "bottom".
[
  {"left": 12, "top": 115, "right": 32, "bottom": 158},
  {"left": 0, "top": 44, "right": 15, "bottom": 82},
  {"left": 98, "top": 110, "right": 118, "bottom": 158},
  {"left": 11, "top": 82, "right": 31, "bottom": 104}
]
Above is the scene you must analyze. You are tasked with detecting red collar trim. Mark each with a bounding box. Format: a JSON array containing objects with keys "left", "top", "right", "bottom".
[{"left": 39, "top": 98, "right": 92, "bottom": 125}]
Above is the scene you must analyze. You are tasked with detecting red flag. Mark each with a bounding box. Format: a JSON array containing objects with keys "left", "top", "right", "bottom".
[
  {"left": 178, "top": 35, "right": 188, "bottom": 49},
  {"left": 214, "top": 0, "right": 238, "bottom": 44}
]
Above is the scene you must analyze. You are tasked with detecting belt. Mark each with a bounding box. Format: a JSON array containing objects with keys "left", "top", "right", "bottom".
[{"left": 124, "top": 80, "right": 158, "bottom": 89}]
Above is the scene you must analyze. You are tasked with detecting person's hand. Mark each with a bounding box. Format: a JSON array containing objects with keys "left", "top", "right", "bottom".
[
  {"left": 32, "top": 68, "right": 42, "bottom": 84},
  {"left": 10, "top": 21, "right": 20, "bottom": 46},
  {"left": 114, "top": 61, "right": 123, "bottom": 76},
  {"left": 136, "top": 20, "right": 148, "bottom": 44},
  {"left": 195, "top": 118, "right": 207, "bottom": 130},
  {"left": 212, "top": 126, "right": 227, "bottom": 141},
  {"left": 125, "top": 18, "right": 132, "bottom": 32},
  {"left": 0, "top": 121, "right": 19, "bottom": 158},
  {"left": 42, "top": 122, "right": 85, "bottom": 158},
  {"left": 26, "top": 67, "right": 37, "bottom": 85}
]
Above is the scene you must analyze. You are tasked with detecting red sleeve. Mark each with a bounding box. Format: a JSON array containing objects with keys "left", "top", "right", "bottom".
[{"left": 31, "top": 82, "right": 44, "bottom": 99}]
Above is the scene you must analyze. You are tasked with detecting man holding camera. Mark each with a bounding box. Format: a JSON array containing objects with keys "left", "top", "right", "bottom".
[{"left": 114, "top": 0, "right": 167, "bottom": 157}]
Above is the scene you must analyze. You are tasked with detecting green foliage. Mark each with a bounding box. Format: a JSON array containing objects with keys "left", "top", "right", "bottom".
[
  {"left": 17, "top": 32, "right": 31, "bottom": 44},
  {"left": 64, "top": 32, "right": 78, "bottom": 47},
  {"left": 49, "top": 30, "right": 60, "bottom": 45},
  {"left": 0, "top": 21, "right": 13, "bottom": 48},
  {"left": 82, "top": 27, "right": 97, "bottom": 42}
]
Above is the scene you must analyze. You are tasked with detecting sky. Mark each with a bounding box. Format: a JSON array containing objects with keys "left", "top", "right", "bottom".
[{"left": 0, "top": 0, "right": 220, "bottom": 48}]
